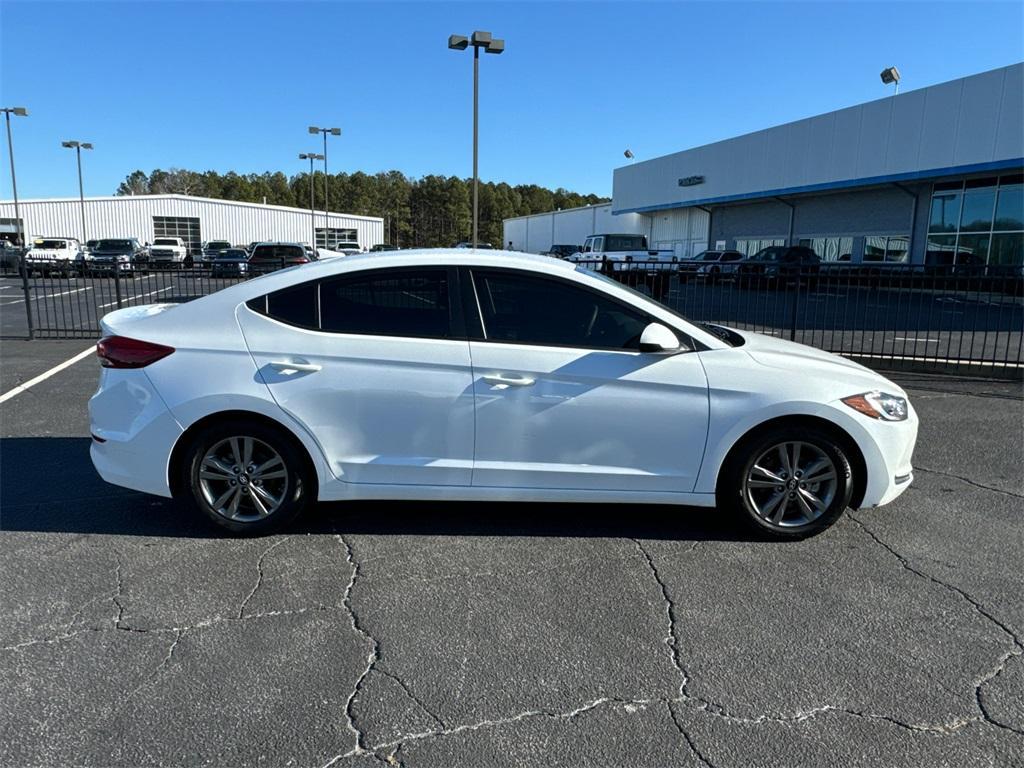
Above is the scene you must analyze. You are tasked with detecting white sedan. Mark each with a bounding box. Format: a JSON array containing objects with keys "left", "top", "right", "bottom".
[{"left": 89, "top": 249, "right": 918, "bottom": 539}]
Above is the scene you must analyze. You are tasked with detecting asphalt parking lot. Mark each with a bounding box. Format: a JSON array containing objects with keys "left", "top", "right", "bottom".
[{"left": 1, "top": 340, "right": 1022, "bottom": 767}]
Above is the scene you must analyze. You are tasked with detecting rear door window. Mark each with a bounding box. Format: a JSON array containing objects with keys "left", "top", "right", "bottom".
[{"left": 320, "top": 269, "right": 452, "bottom": 338}]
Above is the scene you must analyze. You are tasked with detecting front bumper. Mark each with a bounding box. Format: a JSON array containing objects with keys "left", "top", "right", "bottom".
[{"left": 847, "top": 400, "right": 919, "bottom": 509}]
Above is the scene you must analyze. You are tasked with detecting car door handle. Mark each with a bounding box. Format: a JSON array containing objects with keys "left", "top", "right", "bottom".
[
  {"left": 269, "top": 360, "right": 321, "bottom": 373},
  {"left": 483, "top": 373, "right": 535, "bottom": 387}
]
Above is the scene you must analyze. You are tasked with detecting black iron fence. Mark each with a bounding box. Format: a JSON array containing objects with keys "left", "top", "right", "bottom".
[
  {"left": 576, "top": 259, "right": 1023, "bottom": 375},
  {"left": 4, "top": 256, "right": 1022, "bottom": 376}
]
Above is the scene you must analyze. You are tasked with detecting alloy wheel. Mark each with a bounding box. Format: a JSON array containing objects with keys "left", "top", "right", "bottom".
[
  {"left": 744, "top": 441, "right": 837, "bottom": 527},
  {"left": 197, "top": 436, "right": 289, "bottom": 523}
]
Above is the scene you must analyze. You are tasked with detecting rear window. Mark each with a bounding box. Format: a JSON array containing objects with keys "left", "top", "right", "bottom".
[
  {"left": 153, "top": 239, "right": 179, "bottom": 246},
  {"left": 604, "top": 235, "right": 647, "bottom": 251}
]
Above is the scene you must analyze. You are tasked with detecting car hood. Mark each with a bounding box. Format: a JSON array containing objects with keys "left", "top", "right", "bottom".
[{"left": 729, "top": 328, "right": 905, "bottom": 396}]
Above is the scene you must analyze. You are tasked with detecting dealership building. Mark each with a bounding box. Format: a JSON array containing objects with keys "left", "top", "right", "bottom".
[
  {"left": 0, "top": 194, "right": 384, "bottom": 254},
  {"left": 506, "top": 63, "right": 1023, "bottom": 267}
]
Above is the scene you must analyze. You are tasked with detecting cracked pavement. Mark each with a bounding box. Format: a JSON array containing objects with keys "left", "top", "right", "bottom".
[{"left": 1, "top": 342, "right": 1022, "bottom": 767}]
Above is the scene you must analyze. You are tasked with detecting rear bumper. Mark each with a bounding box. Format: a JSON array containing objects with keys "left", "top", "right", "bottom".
[{"left": 89, "top": 369, "right": 182, "bottom": 497}]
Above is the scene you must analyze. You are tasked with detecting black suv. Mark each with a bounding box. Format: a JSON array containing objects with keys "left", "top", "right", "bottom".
[
  {"left": 248, "top": 242, "right": 314, "bottom": 273},
  {"left": 738, "top": 246, "right": 820, "bottom": 283}
]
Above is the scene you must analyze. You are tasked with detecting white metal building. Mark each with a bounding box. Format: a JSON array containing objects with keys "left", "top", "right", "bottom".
[
  {"left": 507, "top": 63, "right": 1024, "bottom": 266},
  {"left": 504, "top": 203, "right": 650, "bottom": 254},
  {"left": 0, "top": 194, "right": 384, "bottom": 255}
]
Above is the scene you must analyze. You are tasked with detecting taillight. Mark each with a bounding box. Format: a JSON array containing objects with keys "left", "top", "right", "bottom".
[{"left": 96, "top": 336, "right": 175, "bottom": 368}]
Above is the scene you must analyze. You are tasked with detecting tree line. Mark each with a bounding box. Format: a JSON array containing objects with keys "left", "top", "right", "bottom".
[{"left": 115, "top": 169, "right": 608, "bottom": 248}]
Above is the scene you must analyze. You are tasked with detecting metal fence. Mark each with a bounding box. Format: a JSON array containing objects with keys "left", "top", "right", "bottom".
[
  {"left": 576, "top": 260, "right": 1023, "bottom": 375},
  {"left": 4, "top": 256, "right": 1022, "bottom": 376}
]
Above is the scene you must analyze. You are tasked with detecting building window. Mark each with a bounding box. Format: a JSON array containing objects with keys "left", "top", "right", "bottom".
[
  {"left": 153, "top": 216, "right": 202, "bottom": 255},
  {"left": 925, "top": 175, "right": 1024, "bottom": 266},
  {"left": 863, "top": 235, "right": 910, "bottom": 263},
  {"left": 734, "top": 238, "right": 785, "bottom": 256},
  {"left": 799, "top": 236, "right": 854, "bottom": 262},
  {"left": 316, "top": 227, "right": 358, "bottom": 250}
]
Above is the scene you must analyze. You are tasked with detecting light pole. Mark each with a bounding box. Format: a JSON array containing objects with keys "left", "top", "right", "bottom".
[
  {"left": 448, "top": 31, "right": 504, "bottom": 248},
  {"left": 61, "top": 140, "right": 93, "bottom": 245},
  {"left": 299, "top": 152, "right": 324, "bottom": 250},
  {"left": 2, "top": 107, "right": 28, "bottom": 249},
  {"left": 308, "top": 126, "right": 340, "bottom": 247}
]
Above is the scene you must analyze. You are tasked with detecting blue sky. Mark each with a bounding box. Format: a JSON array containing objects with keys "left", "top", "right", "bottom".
[{"left": 2, "top": 1, "right": 1022, "bottom": 200}]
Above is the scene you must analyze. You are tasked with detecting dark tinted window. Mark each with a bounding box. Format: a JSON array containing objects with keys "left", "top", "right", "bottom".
[
  {"left": 472, "top": 270, "right": 649, "bottom": 350},
  {"left": 604, "top": 234, "right": 647, "bottom": 251},
  {"left": 248, "top": 281, "right": 318, "bottom": 329},
  {"left": 320, "top": 269, "right": 451, "bottom": 338}
]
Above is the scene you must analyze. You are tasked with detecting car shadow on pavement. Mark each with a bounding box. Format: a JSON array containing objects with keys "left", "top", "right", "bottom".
[{"left": 0, "top": 437, "right": 752, "bottom": 542}]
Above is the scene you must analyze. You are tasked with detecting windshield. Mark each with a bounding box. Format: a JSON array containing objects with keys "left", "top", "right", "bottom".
[
  {"left": 33, "top": 240, "right": 68, "bottom": 250},
  {"left": 217, "top": 249, "right": 248, "bottom": 260},
  {"left": 207, "top": 241, "right": 231, "bottom": 249},
  {"left": 96, "top": 240, "right": 133, "bottom": 251},
  {"left": 153, "top": 239, "right": 178, "bottom": 246}
]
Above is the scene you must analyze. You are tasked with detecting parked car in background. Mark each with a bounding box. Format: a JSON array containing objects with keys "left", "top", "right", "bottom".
[
  {"left": 87, "top": 238, "right": 148, "bottom": 275},
  {"left": 454, "top": 242, "right": 494, "bottom": 249},
  {"left": 0, "top": 241, "right": 22, "bottom": 271},
  {"left": 545, "top": 244, "right": 582, "bottom": 259},
  {"left": 679, "top": 250, "right": 745, "bottom": 281},
  {"left": 150, "top": 237, "right": 190, "bottom": 267},
  {"left": 210, "top": 248, "right": 251, "bottom": 278},
  {"left": 333, "top": 241, "right": 362, "bottom": 256},
  {"left": 24, "top": 237, "right": 82, "bottom": 277},
  {"left": 89, "top": 249, "right": 918, "bottom": 540},
  {"left": 570, "top": 234, "right": 677, "bottom": 300},
  {"left": 247, "top": 242, "right": 314, "bottom": 273},
  {"left": 738, "top": 245, "right": 821, "bottom": 284},
  {"left": 370, "top": 244, "right": 400, "bottom": 252},
  {"left": 201, "top": 240, "right": 233, "bottom": 262}
]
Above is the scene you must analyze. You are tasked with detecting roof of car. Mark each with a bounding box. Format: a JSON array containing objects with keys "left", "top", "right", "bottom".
[{"left": 336, "top": 248, "right": 575, "bottom": 272}]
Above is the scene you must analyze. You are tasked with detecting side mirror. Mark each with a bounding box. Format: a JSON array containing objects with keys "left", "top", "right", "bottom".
[{"left": 639, "top": 322, "right": 681, "bottom": 354}]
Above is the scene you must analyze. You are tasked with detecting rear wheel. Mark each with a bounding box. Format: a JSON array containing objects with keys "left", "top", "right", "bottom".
[
  {"left": 180, "top": 419, "right": 313, "bottom": 535},
  {"left": 718, "top": 425, "right": 853, "bottom": 539}
]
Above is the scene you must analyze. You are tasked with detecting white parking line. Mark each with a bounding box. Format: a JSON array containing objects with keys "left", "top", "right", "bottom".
[
  {"left": 892, "top": 337, "right": 940, "bottom": 343},
  {"left": 98, "top": 285, "right": 172, "bottom": 309},
  {"left": 0, "top": 299, "right": 24, "bottom": 306},
  {"left": 0, "top": 346, "right": 96, "bottom": 405},
  {"left": 38, "top": 287, "right": 92, "bottom": 299}
]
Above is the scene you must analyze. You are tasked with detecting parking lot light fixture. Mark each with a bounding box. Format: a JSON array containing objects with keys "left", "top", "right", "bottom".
[
  {"left": 448, "top": 30, "right": 505, "bottom": 248},
  {"left": 880, "top": 66, "right": 901, "bottom": 94},
  {"left": 308, "top": 126, "right": 341, "bottom": 247},
  {"left": 299, "top": 152, "right": 324, "bottom": 251},
  {"left": 2, "top": 107, "right": 28, "bottom": 249},
  {"left": 62, "top": 140, "right": 93, "bottom": 246}
]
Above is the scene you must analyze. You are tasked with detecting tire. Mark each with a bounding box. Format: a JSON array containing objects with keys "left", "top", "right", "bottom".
[
  {"left": 179, "top": 418, "right": 313, "bottom": 535},
  {"left": 718, "top": 425, "right": 853, "bottom": 540}
]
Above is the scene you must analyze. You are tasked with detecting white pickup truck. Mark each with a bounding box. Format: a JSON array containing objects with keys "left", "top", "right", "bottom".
[
  {"left": 149, "top": 237, "right": 190, "bottom": 267},
  {"left": 569, "top": 234, "right": 678, "bottom": 300}
]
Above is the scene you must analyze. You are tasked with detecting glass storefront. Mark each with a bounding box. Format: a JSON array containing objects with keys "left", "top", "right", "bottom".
[{"left": 926, "top": 175, "right": 1023, "bottom": 266}]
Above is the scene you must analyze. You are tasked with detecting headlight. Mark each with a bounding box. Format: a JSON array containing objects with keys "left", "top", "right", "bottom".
[{"left": 842, "top": 391, "right": 908, "bottom": 421}]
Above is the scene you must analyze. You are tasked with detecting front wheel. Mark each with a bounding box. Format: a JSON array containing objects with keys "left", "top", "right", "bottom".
[
  {"left": 718, "top": 426, "right": 853, "bottom": 539},
  {"left": 180, "top": 419, "right": 313, "bottom": 535}
]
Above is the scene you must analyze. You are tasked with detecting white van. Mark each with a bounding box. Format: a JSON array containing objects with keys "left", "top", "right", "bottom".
[{"left": 24, "top": 237, "right": 82, "bottom": 277}]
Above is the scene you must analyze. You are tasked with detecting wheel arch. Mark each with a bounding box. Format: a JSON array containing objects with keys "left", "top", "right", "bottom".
[
  {"left": 167, "top": 410, "right": 320, "bottom": 501},
  {"left": 714, "top": 414, "right": 868, "bottom": 509}
]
